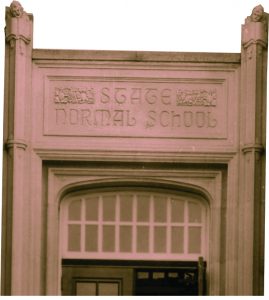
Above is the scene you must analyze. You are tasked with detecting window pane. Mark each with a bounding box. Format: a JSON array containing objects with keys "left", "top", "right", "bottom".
[
  {"left": 120, "top": 195, "right": 133, "bottom": 221},
  {"left": 137, "top": 272, "right": 149, "bottom": 279},
  {"left": 64, "top": 191, "right": 206, "bottom": 259},
  {"left": 154, "top": 226, "right": 166, "bottom": 253},
  {"left": 68, "top": 224, "right": 81, "bottom": 251},
  {"left": 102, "top": 226, "right": 115, "bottom": 252},
  {"left": 171, "top": 226, "right": 184, "bottom": 253},
  {"left": 153, "top": 272, "right": 165, "bottom": 279},
  {"left": 137, "top": 226, "right": 149, "bottom": 252},
  {"left": 98, "top": 282, "right": 119, "bottom": 296},
  {"left": 188, "top": 201, "right": 202, "bottom": 223},
  {"left": 137, "top": 195, "right": 150, "bottom": 222},
  {"left": 85, "top": 225, "right": 98, "bottom": 252},
  {"left": 188, "top": 227, "right": 201, "bottom": 253},
  {"left": 68, "top": 199, "right": 81, "bottom": 221},
  {"left": 171, "top": 199, "right": 184, "bottom": 222},
  {"left": 76, "top": 282, "right": 96, "bottom": 295},
  {"left": 120, "top": 226, "right": 132, "bottom": 252},
  {"left": 154, "top": 196, "right": 167, "bottom": 222},
  {"left": 103, "top": 195, "right": 116, "bottom": 221},
  {"left": 85, "top": 196, "right": 99, "bottom": 221}
]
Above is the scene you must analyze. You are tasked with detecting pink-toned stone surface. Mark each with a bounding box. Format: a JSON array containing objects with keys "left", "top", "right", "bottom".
[
  {"left": 1, "top": 2, "right": 267, "bottom": 297},
  {"left": 32, "top": 51, "right": 239, "bottom": 152}
]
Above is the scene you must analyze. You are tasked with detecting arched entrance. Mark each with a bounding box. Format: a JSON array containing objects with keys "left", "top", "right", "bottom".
[{"left": 60, "top": 187, "right": 208, "bottom": 295}]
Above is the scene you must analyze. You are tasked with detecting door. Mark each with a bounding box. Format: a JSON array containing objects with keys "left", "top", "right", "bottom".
[
  {"left": 135, "top": 267, "right": 200, "bottom": 295},
  {"left": 62, "top": 260, "right": 206, "bottom": 295},
  {"left": 62, "top": 265, "right": 133, "bottom": 295}
]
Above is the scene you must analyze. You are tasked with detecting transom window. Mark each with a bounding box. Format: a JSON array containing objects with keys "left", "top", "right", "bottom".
[{"left": 61, "top": 189, "right": 208, "bottom": 260}]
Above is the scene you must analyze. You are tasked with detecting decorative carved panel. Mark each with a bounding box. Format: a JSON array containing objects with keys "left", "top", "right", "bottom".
[{"left": 44, "top": 77, "right": 227, "bottom": 139}]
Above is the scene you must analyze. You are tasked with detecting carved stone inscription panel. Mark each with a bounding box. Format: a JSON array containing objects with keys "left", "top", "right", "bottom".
[{"left": 44, "top": 78, "right": 227, "bottom": 139}]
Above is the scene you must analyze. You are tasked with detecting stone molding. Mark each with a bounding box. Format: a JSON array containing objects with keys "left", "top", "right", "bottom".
[
  {"left": 5, "top": 139, "right": 28, "bottom": 151},
  {"left": 34, "top": 148, "right": 236, "bottom": 164},
  {"left": 241, "top": 143, "right": 264, "bottom": 154},
  {"left": 32, "top": 49, "right": 241, "bottom": 63}
]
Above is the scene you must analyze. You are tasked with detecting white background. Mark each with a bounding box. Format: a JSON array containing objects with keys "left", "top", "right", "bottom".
[{"left": 0, "top": 0, "right": 268, "bottom": 296}]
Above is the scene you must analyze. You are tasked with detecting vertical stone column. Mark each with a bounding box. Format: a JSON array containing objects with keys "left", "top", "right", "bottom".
[
  {"left": 2, "top": 1, "right": 33, "bottom": 295},
  {"left": 239, "top": 5, "right": 267, "bottom": 295}
]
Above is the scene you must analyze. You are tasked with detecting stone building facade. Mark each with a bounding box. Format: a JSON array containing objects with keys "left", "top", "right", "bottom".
[{"left": 1, "top": 1, "right": 268, "bottom": 296}]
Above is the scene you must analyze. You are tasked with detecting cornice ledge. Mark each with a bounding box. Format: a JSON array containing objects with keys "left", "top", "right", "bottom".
[
  {"left": 34, "top": 148, "right": 236, "bottom": 163},
  {"left": 5, "top": 138, "right": 28, "bottom": 151}
]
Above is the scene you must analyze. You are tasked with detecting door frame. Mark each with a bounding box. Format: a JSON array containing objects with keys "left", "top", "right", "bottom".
[{"left": 43, "top": 161, "right": 228, "bottom": 295}]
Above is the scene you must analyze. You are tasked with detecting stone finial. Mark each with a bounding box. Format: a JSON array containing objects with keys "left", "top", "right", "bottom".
[
  {"left": 10, "top": 1, "right": 24, "bottom": 18},
  {"left": 245, "top": 5, "right": 267, "bottom": 24},
  {"left": 242, "top": 5, "right": 268, "bottom": 47},
  {"left": 5, "top": 1, "right": 31, "bottom": 47}
]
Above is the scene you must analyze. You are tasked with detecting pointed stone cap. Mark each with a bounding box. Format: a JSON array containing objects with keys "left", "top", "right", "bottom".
[
  {"left": 245, "top": 4, "right": 267, "bottom": 24},
  {"left": 5, "top": 1, "right": 32, "bottom": 45},
  {"left": 242, "top": 5, "right": 268, "bottom": 47},
  {"left": 9, "top": 0, "right": 25, "bottom": 18}
]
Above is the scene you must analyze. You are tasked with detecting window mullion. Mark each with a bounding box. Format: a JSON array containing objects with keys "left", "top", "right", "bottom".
[
  {"left": 201, "top": 206, "right": 205, "bottom": 258},
  {"left": 184, "top": 200, "right": 188, "bottom": 255},
  {"left": 64, "top": 199, "right": 69, "bottom": 255},
  {"left": 149, "top": 194, "right": 154, "bottom": 254},
  {"left": 133, "top": 194, "right": 137, "bottom": 254},
  {"left": 81, "top": 198, "right": 85, "bottom": 253},
  {"left": 98, "top": 195, "right": 103, "bottom": 252},
  {"left": 115, "top": 194, "right": 120, "bottom": 253},
  {"left": 167, "top": 196, "right": 171, "bottom": 254}
]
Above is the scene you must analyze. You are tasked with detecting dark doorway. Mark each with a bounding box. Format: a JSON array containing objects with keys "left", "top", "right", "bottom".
[{"left": 62, "top": 259, "right": 206, "bottom": 296}]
